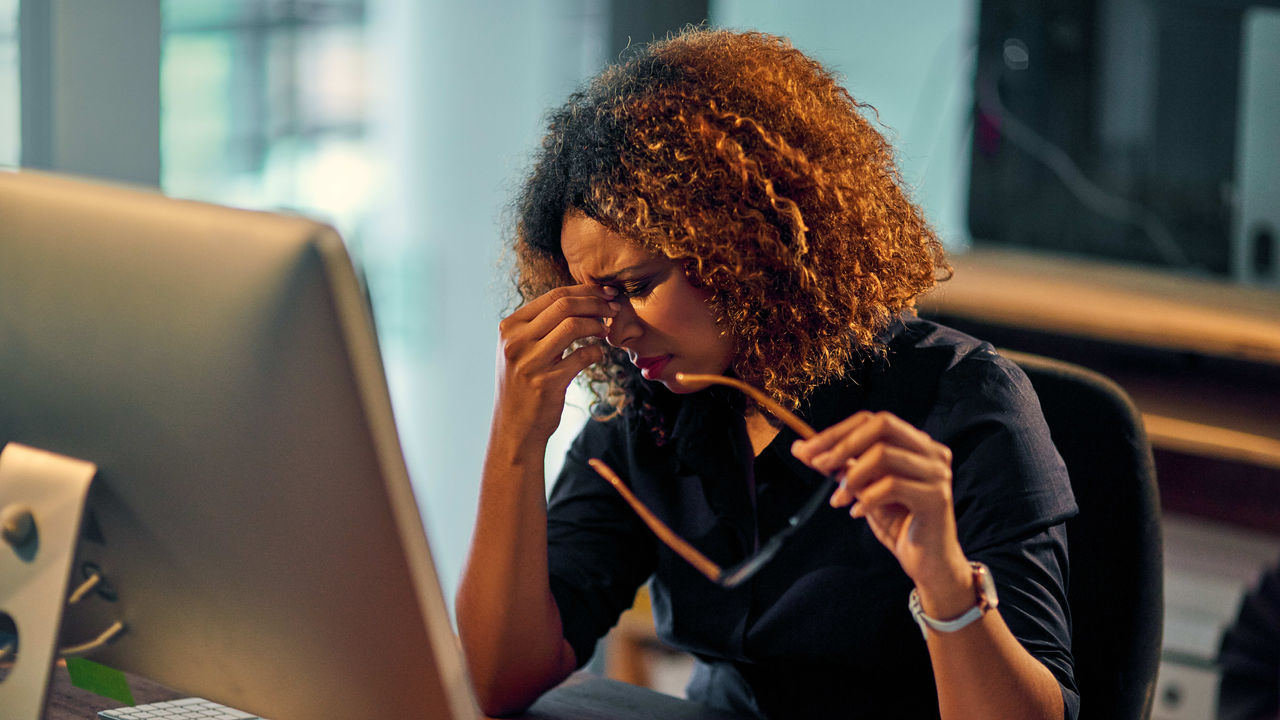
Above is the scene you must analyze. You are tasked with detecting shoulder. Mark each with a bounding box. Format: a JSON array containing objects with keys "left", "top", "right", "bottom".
[
  {"left": 839, "top": 316, "right": 1037, "bottom": 428},
  {"left": 893, "top": 318, "right": 1040, "bottom": 419},
  {"left": 885, "top": 316, "right": 1023, "bottom": 384},
  {"left": 875, "top": 317, "right": 1077, "bottom": 543}
]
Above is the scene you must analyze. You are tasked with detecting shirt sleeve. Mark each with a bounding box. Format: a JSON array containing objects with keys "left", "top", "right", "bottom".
[
  {"left": 545, "top": 415, "right": 659, "bottom": 668},
  {"left": 972, "top": 525, "right": 1080, "bottom": 720},
  {"left": 927, "top": 346, "right": 1081, "bottom": 719}
]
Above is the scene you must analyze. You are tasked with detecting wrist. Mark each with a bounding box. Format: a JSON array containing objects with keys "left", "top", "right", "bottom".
[
  {"left": 488, "top": 408, "right": 556, "bottom": 460},
  {"left": 912, "top": 555, "right": 975, "bottom": 620},
  {"left": 909, "top": 561, "right": 999, "bottom": 638}
]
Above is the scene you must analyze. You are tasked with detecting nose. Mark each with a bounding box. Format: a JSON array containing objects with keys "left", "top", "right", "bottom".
[{"left": 604, "top": 299, "right": 641, "bottom": 348}]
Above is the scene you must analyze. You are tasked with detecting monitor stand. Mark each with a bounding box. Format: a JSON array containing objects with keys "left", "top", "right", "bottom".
[{"left": 0, "top": 443, "right": 97, "bottom": 720}]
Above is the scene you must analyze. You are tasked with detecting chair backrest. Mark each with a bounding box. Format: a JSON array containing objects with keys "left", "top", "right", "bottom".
[{"left": 1003, "top": 350, "right": 1164, "bottom": 720}]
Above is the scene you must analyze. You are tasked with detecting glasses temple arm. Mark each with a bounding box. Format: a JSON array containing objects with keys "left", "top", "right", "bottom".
[
  {"left": 675, "top": 373, "right": 817, "bottom": 440},
  {"left": 587, "top": 458, "right": 724, "bottom": 583}
]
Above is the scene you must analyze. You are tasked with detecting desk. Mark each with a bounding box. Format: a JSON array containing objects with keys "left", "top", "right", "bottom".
[{"left": 39, "top": 663, "right": 741, "bottom": 720}]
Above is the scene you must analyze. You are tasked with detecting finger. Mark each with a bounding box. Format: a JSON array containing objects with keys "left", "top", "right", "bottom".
[
  {"left": 513, "top": 301, "right": 618, "bottom": 361},
  {"left": 857, "top": 496, "right": 911, "bottom": 550},
  {"left": 547, "top": 342, "right": 608, "bottom": 385},
  {"left": 829, "top": 443, "right": 951, "bottom": 506},
  {"left": 513, "top": 294, "right": 619, "bottom": 343},
  {"left": 513, "top": 283, "right": 614, "bottom": 322},
  {"left": 791, "top": 411, "right": 874, "bottom": 462},
  {"left": 522, "top": 315, "right": 612, "bottom": 369},
  {"left": 847, "top": 474, "right": 949, "bottom": 520},
  {"left": 808, "top": 413, "right": 940, "bottom": 475},
  {"left": 504, "top": 284, "right": 618, "bottom": 327}
]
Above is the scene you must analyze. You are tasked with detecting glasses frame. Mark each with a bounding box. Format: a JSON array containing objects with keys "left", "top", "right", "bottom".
[{"left": 589, "top": 372, "right": 838, "bottom": 589}]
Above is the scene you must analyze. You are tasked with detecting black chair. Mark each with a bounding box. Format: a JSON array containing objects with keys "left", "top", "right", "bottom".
[{"left": 1004, "top": 350, "right": 1164, "bottom": 720}]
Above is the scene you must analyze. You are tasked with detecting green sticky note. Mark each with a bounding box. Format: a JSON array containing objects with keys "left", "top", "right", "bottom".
[{"left": 65, "top": 656, "right": 136, "bottom": 706}]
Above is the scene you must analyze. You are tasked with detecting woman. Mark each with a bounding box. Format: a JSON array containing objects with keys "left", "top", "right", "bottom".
[{"left": 457, "top": 28, "right": 1077, "bottom": 719}]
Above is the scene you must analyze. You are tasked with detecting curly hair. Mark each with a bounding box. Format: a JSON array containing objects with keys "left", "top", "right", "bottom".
[{"left": 513, "top": 27, "right": 949, "bottom": 417}]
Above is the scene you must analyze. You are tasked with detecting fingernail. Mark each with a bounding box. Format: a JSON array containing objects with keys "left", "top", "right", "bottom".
[
  {"left": 601, "top": 286, "right": 618, "bottom": 298},
  {"left": 608, "top": 301, "right": 620, "bottom": 312},
  {"left": 850, "top": 502, "right": 865, "bottom": 519}
]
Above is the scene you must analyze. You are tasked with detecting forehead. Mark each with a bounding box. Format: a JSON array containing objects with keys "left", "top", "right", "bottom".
[{"left": 560, "top": 214, "right": 663, "bottom": 283}]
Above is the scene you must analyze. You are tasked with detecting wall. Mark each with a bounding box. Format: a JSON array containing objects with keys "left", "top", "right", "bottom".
[
  {"left": 711, "top": 0, "right": 978, "bottom": 250},
  {"left": 367, "top": 0, "right": 609, "bottom": 606}
]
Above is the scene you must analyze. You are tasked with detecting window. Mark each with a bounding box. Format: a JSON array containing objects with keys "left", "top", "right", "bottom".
[
  {"left": 0, "top": 0, "right": 18, "bottom": 167},
  {"left": 161, "top": 0, "right": 372, "bottom": 250}
]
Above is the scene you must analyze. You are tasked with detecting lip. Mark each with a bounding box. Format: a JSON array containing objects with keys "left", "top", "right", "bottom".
[{"left": 632, "top": 354, "right": 671, "bottom": 381}]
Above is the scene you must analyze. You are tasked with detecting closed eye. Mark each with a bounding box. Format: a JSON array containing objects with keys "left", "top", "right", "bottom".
[{"left": 613, "top": 279, "right": 653, "bottom": 300}]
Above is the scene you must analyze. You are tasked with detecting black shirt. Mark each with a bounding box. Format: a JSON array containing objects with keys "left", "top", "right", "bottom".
[{"left": 547, "top": 318, "right": 1080, "bottom": 719}]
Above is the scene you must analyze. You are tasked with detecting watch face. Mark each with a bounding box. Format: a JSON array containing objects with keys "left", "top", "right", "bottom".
[{"left": 975, "top": 562, "right": 998, "bottom": 611}]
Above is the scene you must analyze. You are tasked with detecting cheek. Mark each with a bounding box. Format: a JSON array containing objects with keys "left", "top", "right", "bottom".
[
  {"left": 664, "top": 290, "right": 725, "bottom": 345},
  {"left": 635, "top": 275, "right": 726, "bottom": 348}
]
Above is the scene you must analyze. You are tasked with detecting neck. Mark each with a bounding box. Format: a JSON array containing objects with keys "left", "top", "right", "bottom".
[{"left": 744, "top": 411, "right": 782, "bottom": 457}]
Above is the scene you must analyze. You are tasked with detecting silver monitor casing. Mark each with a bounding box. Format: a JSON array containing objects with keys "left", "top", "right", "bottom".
[{"left": 0, "top": 170, "right": 478, "bottom": 720}]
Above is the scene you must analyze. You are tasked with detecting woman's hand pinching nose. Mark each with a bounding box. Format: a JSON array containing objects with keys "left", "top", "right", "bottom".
[{"left": 596, "top": 286, "right": 620, "bottom": 333}]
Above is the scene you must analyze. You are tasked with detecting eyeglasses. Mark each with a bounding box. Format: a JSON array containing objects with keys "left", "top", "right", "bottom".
[{"left": 588, "top": 372, "right": 837, "bottom": 588}]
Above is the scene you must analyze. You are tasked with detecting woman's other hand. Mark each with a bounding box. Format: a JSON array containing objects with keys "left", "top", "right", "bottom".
[
  {"left": 493, "top": 284, "right": 619, "bottom": 447},
  {"left": 791, "top": 412, "right": 973, "bottom": 615}
]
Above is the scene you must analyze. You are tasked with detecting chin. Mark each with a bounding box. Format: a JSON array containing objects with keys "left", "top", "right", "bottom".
[
  {"left": 658, "top": 379, "right": 699, "bottom": 394},
  {"left": 658, "top": 372, "right": 717, "bottom": 394}
]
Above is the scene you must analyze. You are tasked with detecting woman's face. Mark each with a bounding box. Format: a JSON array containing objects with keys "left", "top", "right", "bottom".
[{"left": 561, "top": 213, "right": 735, "bottom": 394}]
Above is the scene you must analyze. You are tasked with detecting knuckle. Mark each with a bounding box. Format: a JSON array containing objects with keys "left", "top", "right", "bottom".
[
  {"left": 528, "top": 370, "right": 558, "bottom": 392},
  {"left": 501, "top": 340, "right": 520, "bottom": 363},
  {"left": 937, "top": 458, "right": 953, "bottom": 482},
  {"left": 550, "top": 296, "right": 573, "bottom": 315},
  {"left": 564, "top": 316, "right": 597, "bottom": 337},
  {"left": 510, "top": 362, "right": 532, "bottom": 384},
  {"left": 936, "top": 480, "right": 954, "bottom": 505},
  {"left": 928, "top": 456, "right": 951, "bottom": 481}
]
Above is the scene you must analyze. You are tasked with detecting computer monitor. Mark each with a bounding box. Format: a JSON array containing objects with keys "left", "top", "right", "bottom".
[
  {"left": 967, "top": 0, "right": 1278, "bottom": 282},
  {"left": 0, "top": 170, "right": 478, "bottom": 720}
]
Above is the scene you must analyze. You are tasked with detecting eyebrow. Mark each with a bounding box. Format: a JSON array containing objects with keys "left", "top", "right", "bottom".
[{"left": 587, "top": 263, "right": 654, "bottom": 286}]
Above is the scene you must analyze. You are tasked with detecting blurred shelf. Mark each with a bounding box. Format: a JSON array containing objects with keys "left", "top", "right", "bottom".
[
  {"left": 920, "top": 244, "right": 1280, "bottom": 530},
  {"left": 921, "top": 245, "right": 1280, "bottom": 364}
]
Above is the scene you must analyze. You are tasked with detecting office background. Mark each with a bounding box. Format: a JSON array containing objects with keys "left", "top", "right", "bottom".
[{"left": 3, "top": 2, "right": 1278, "bottom": 718}]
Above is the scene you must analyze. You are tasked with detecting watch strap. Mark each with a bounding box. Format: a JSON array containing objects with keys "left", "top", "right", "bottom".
[
  {"left": 908, "top": 561, "right": 996, "bottom": 638},
  {"left": 909, "top": 588, "right": 984, "bottom": 637}
]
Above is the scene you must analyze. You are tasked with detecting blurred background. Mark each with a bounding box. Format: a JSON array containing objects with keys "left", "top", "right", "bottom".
[{"left": 3, "top": 1, "right": 1278, "bottom": 718}]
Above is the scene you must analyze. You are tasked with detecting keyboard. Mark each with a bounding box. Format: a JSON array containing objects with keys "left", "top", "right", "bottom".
[{"left": 98, "top": 697, "right": 261, "bottom": 719}]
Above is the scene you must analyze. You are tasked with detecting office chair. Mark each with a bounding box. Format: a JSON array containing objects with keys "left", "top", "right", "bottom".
[{"left": 1004, "top": 350, "right": 1164, "bottom": 720}]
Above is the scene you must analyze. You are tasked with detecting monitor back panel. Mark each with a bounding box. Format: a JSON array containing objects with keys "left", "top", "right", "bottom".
[{"left": 0, "top": 171, "right": 477, "bottom": 720}]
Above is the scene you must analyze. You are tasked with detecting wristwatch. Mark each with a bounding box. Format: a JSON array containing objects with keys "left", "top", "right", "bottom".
[{"left": 909, "top": 561, "right": 998, "bottom": 638}]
